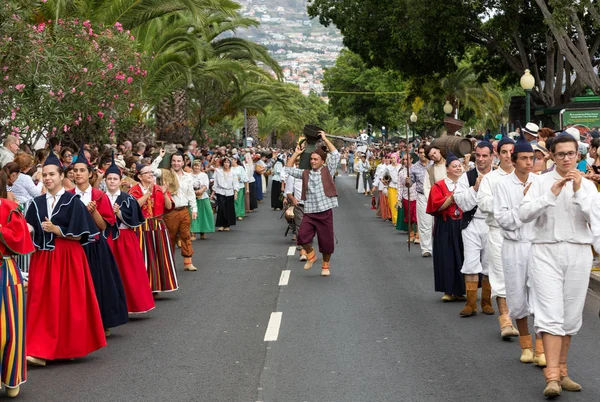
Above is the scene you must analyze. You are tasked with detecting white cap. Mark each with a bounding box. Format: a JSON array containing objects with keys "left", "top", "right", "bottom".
[
  {"left": 523, "top": 122, "right": 540, "bottom": 136},
  {"left": 565, "top": 127, "right": 580, "bottom": 142}
]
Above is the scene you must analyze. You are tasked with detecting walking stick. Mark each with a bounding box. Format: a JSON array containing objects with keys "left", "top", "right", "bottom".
[
  {"left": 407, "top": 158, "right": 411, "bottom": 252},
  {"left": 406, "top": 123, "right": 411, "bottom": 252}
]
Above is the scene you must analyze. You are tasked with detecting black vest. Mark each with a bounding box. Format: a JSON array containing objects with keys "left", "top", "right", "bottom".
[{"left": 460, "top": 168, "right": 479, "bottom": 230}]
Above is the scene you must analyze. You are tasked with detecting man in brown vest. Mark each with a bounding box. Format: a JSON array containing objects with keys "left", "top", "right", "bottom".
[{"left": 285, "top": 132, "right": 340, "bottom": 276}]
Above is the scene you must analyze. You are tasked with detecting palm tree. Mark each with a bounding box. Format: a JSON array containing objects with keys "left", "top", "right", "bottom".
[{"left": 439, "top": 65, "right": 503, "bottom": 122}]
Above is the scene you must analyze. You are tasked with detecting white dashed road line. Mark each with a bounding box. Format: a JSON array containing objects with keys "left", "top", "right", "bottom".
[
  {"left": 279, "top": 270, "right": 290, "bottom": 286},
  {"left": 264, "top": 312, "right": 283, "bottom": 341},
  {"left": 287, "top": 246, "right": 296, "bottom": 256}
]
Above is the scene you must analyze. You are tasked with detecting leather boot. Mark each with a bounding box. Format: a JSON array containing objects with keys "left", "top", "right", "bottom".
[
  {"left": 543, "top": 367, "right": 562, "bottom": 397},
  {"left": 519, "top": 335, "right": 534, "bottom": 363},
  {"left": 499, "top": 314, "right": 519, "bottom": 339},
  {"left": 534, "top": 337, "right": 546, "bottom": 367},
  {"left": 560, "top": 363, "right": 582, "bottom": 392},
  {"left": 480, "top": 276, "right": 495, "bottom": 315},
  {"left": 459, "top": 280, "right": 478, "bottom": 317}
]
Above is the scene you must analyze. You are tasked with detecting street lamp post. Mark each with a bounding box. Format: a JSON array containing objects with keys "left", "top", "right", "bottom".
[
  {"left": 520, "top": 69, "right": 535, "bottom": 124},
  {"left": 410, "top": 112, "right": 418, "bottom": 142},
  {"left": 443, "top": 101, "right": 453, "bottom": 116}
]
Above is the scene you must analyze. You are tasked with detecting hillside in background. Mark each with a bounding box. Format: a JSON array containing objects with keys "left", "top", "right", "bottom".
[{"left": 232, "top": 0, "right": 343, "bottom": 97}]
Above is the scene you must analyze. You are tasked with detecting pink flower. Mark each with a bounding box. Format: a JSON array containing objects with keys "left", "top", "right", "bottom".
[
  {"left": 114, "top": 22, "right": 123, "bottom": 32},
  {"left": 130, "top": 35, "right": 135, "bottom": 41},
  {"left": 128, "top": 65, "right": 134, "bottom": 72},
  {"left": 49, "top": 90, "right": 55, "bottom": 96},
  {"left": 83, "top": 20, "right": 91, "bottom": 28},
  {"left": 115, "top": 72, "right": 125, "bottom": 81},
  {"left": 123, "top": 90, "right": 129, "bottom": 94},
  {"left": 97, "top": 111, "right": 104, "bottom": 119},
  {"left": 10, "top": 109, "right": 16, "bottom": 120},
  {"left": 107, "top": 63, "right": 113, "bottom": 70},
  {"left": 87, "top": 81, "right": 93, "bottom": 86},
  {"left": 87, "top": 115, "right": 92, "bottom": 122},
  {"left": 15, "top": 84, "right": 25, "bottom": 92},
  {"left": 2, "top": 66, "right": 8, "bottom": 71},
  {"left": 126, "top": 77, "right": 133, "bottom": 84},
  {"left": 4, "top": 75, "right": 9, "bottom": 81},
  {"left": 72, "top": 88, "right": 76, "bottom": 93},
  {"left": 83, "top": 67, "right": 88, "bottom": 73}
]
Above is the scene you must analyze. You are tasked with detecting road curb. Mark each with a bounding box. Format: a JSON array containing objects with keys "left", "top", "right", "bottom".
[{"left": 590, "top": 271, "right": 600, "bottom": 294}]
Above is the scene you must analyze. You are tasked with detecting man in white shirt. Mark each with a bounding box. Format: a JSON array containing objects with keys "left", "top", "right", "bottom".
[
  {"left": 518, "top": 133, "right": 596, "bottom": 397},
  {"left": 494, "top": 135, "right": 545, "bottom": 367},
  {"left": 476, "top": 137, "right": 519, "bottom": 339},
  {"left": 151, "top": 150, "right": 198, "bottom": 271},
  {"left": 454, "top": 142, "right": 495, "bottom": 317}
]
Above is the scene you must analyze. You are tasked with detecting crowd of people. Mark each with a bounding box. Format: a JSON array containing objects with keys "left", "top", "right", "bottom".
[
  {"left": 346, "top": 123, "right": 600, "bottom": 398},
  {"left": 0, "top": 135, "right": 294, "bottom": 398},
  {"left": 2, "top": 124, "right": 600, "bottom": 398}
]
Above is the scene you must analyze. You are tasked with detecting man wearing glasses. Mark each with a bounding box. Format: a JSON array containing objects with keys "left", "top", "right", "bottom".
[{"left": 519, "top": 132, "right": 596, "bottom": 397}]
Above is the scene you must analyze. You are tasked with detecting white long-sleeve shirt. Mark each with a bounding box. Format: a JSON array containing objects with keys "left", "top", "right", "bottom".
[
  {"left": 453, "top": 169, "right": 487, "bottom": 220},
  {"left": 385, "top": 164, "right": 401, "bottom": 189},
  {"left": 372, "top": 163, "right": 388, "bottom": 190},
  {"left": 494, "top": 171, "right": 538, "bottom": 242},
  {"left": 518, "top": 169, "right": 595, "bottom": 244},
  {"left": 423, "top": 162, "right": 447, "bottom": 198},
  {"left": 213, "top": 168, "right": 237, "bottom": 197},
  {"left": 476, "top": 166, "right": 513, "bottom": 228},
  {"left": 151, "top": 155, "right": 197, "bottom": 213}
]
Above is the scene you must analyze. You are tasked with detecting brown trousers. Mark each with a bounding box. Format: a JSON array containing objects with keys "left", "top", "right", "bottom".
[{"left": 163, "top": 208, "right": 194, "bottom": 258}]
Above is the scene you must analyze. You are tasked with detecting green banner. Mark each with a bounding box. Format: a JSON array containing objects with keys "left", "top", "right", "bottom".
[{"left": 560, "top": 108, "right": 600, "bottom": 129}]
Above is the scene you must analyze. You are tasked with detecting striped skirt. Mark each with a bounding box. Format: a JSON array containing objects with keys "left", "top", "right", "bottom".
[
  {"left": 1, "top": 258, "right": 26, "bottom": 388},
  {"left": 135, "top": 217, "right": 179, "bottom": 293}
]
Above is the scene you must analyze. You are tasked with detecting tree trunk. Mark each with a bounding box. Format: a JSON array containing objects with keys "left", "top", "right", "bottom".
[{"left": 247, "top": 114, "right": 258, "bottom": 141}]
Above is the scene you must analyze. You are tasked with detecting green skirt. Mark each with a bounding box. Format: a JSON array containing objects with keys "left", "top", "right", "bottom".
[
  {"left": 191, "top": 198, "right": 215, "bottom": 233},
  {"left": 396, "top": 207, "right": 417, "bottom": 232},
  {"left": 235, "top": 190, "right": 245, "bottom": 218}
]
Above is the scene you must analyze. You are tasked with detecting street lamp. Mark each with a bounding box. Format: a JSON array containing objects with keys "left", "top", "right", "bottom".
[
  {"left": 443, "top": 101, "right": 453, "bottom": 115},
  {"left": 520, "top": 69, "right": 535, "bottom": 124},
  {"left": 409, "top": 112, "right": 418, "bottom": 141}
]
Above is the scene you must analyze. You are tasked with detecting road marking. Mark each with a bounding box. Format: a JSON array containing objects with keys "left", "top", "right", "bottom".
[
  {"left": 279, "top": 270, "right": 290, "bottom": 286},
  {"left": 287, "top": 246, "right": 296, "bottom": 256},
  {"left": 264, "top": 312, "right": 282, "bottom": 341}
]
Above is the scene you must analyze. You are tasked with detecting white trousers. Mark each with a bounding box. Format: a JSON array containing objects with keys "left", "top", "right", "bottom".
[
  {"left": 502, "top": 239, "right": 532, "bottom": 320},
  {"left": 416, "top": 192, "right": 433, "bottom": 254},
  {"left": 460, "top": 218, "right": 489, "bottom": 275},
  {"left": 488, "top": 227, "right": 506, "bottom": 298},
  {"left": 530, "top": 243, "right": 592, "bottom": 336}
]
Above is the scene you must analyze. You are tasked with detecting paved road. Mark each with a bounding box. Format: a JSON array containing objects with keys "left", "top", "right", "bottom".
[{"left": 17, "top": 175, "right": 600, "bottom": 401}]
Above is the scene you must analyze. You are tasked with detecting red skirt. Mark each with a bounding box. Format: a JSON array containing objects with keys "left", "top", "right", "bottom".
[
  {"left": 402, "top": 199, "right": 418, "bottom": 223},
  {"left": 26, "top": 238, "right": 106, "bottom": 360},
  {"left": 379, "top": 192, "right": 392, "bottom": 220},
  {"left": 106, "top": 230, "right": 155, "bottom": 314}
]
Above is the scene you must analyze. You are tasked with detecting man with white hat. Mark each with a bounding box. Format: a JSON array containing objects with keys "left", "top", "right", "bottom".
[{"left": 522, "top": 123, "right": 540, "bottom": 145}]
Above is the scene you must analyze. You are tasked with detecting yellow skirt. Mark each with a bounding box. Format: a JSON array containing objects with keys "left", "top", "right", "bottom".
[{"left": 387, "top": 187, "right": 398, "bottom": 225}]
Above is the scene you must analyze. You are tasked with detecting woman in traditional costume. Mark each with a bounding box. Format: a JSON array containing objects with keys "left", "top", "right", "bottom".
[
  {"left": 244, "top": 152, "right": 258, "bottom": 212},
  {"left": 69, "top": 149, "right": 129, "bottom": 335},
  {"left": 104, "top": 157, "right": 155, "bottom": 315},
  {"left": 426, "top": 153, "right": 465, "bottom": 302},
  {"left": 214, "top": 157, "right": 237, "bottom": 232},
  {"left": 190, "top": 160, "right": 215, "bottom": 239},
  {"left": 231, "top": 156, "right": 248, "bottom": 221},
  {"left": 396, "top": 154, "right": 419, "bottom": 242},
  {"left": 25, "top": 153, "right": 106, "bottom": 367},
  {"left": 270, "top": 155, "right": 285, "bottom": 210},
  {"left": 129, "top": 164, "right": 179, "bottom": 295},
  {"left": 0, "top": 173, "right": 35, "bottom": 398}
]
